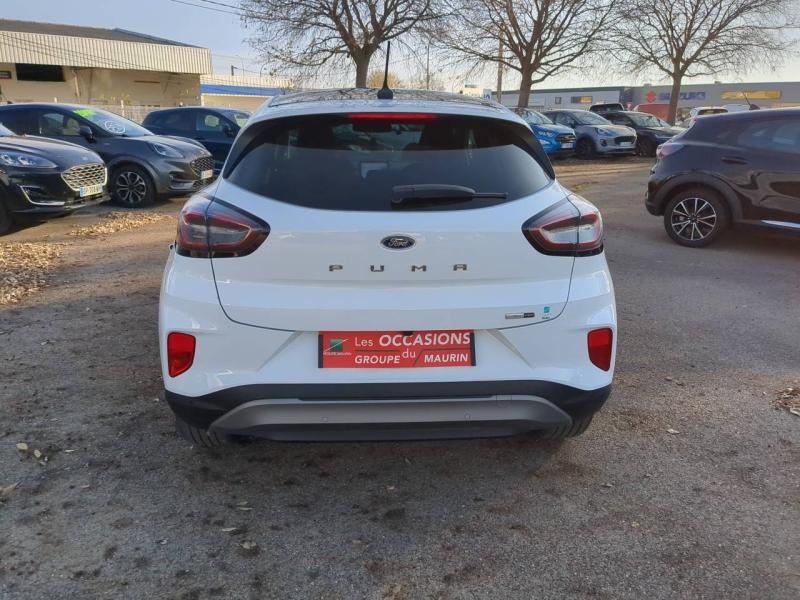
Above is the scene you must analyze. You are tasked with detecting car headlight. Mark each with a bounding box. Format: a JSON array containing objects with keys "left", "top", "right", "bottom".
[
  {"left": 596, "top": 128, "right": 615, "bottom": 137},
  {"left": 0, "top": 151, "right": 57, "bottom": 169},
  {"left": 537, "top": 129, "right": 557, "bottom": 139},
  {"left": 148, "top": 142, "right": 184, "bottom": 158}
]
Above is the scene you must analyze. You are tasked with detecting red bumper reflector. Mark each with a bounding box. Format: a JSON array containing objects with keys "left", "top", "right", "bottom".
[
  {"left": 587, "top": 328, "right": 613, "bottom": 371},
  {"left": 167, "top": 332, "right": 196, "bottom": 377}
]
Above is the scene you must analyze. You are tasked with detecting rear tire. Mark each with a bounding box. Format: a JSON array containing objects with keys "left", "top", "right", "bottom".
[
  {"left": 0, "top": 201, "right": 12, "bottom": 236},
  {"left": 663, "top": 187, "right": 729, "bottom": 247},
  {"left": 537, "top": 415, "right": 594, "bottom": 440},
  {"left": 111, "top": 164, "right": 156, "bottom": 208},
  {"left": 175, "top": 417, "right": 231, "bottom": 448},
  {"left": 576, "top": 138, "right": 595, "bottom": 160}
]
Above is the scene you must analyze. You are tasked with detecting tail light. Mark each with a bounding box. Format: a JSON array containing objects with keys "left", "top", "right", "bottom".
[
  {"left": 176, "top": 195, "right": 269, "bottom": 258},
  {"left": 167, "top": 332, "right": 196, "bottom": 377},
  {"left": 522, "top": 195, "right": 603, "bottom": 256},
  {"left": 588, "top": 328, "right": 613, "bottom": 371},
  {"left": 656, "top": 142, "right": 684, "bottom": 159}
]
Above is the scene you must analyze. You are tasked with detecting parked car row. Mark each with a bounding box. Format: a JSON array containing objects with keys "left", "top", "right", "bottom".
[
  {"left": 515, "top": 106, "right": 683, "bottom": 159},
  {"left": 0, "top": 103, "right": 238, "bottom": 235}
]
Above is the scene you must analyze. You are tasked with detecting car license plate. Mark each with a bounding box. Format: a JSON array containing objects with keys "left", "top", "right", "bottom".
[
  {"left": 319, "top": 330, "right": 475, "bottom": 368},
  {"left": 561, "top": 142, "right": 574, "bottom": 149},
  {"left": 620, "top": 142, "right": 633, "bottom": 147},
  {"left": 200, "top": 169, "right": 213, "bottom": 180},
  {"left": 79, "top": 183, "right": 103, "bottom": 197}
]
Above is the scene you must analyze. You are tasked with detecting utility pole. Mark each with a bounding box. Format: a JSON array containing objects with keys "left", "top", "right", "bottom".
[
  {"left": 230, "top": 65, "right": 235, "bottom": 77},
  {"left": 495, "top": 34, "right": 503, "bottom": 104}
]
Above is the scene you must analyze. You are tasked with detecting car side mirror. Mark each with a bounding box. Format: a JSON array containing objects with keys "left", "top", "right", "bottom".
[
  {"left": 78, "top": 125, "right": 95, "bottom": 142},
  {"left": 223, "top": 124, "right": 236, "bottom": 138}
]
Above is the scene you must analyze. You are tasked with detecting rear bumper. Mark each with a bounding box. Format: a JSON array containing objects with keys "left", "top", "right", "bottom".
[{"left": 166, "top": 381, "right": 611, "bottom": 441}]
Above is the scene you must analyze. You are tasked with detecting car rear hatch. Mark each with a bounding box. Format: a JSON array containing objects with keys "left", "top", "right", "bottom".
[{"left": 207, "top": 110, "right": 577, "bottom": 331}]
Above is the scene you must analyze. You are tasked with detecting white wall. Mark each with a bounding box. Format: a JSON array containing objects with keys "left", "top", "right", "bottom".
[{"left": 0, "top": 63, "right": 200, "bottom": 107}]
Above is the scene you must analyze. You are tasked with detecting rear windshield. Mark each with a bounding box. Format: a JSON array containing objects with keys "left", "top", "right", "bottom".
[{"left": 226, "top": 114, "right": 552, "bottom": 211}]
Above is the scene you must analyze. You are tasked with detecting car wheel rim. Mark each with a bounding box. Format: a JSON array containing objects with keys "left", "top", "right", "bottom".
[
  {"left": 671, "top": 197, "right": 717, "bottom": 241},
  {"left": 115, "top": 171, "right": 147, "bottom": 205}
]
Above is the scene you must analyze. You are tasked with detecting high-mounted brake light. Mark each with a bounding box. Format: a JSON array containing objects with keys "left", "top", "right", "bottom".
[
  {"left": 522, "top": 195, "right": 603, "bottom": 256},
  {"left": 167, "top": 332, "right": 196, "bottom": 377},
  {"left": 587, "top": 328, "right": 613, "bottom": 371},
  {"left": 346, "top": 112, "right": 438, "bottom": 121},
  {"left": 176, "top": 196, "right": 269, "bottom": 258}
]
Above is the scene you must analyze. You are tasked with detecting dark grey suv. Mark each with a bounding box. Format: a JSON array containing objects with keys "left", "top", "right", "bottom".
[{"left": 0, "top": 104, "right": 214, "bottom": 207}]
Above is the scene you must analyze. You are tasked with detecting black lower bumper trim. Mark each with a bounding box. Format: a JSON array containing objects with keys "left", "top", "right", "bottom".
[{"left": 165, "top": 380, "right": 612, "bottom": 431}]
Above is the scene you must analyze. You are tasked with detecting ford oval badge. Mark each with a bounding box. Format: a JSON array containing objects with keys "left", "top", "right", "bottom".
[{"left": 381, "top": 235, "right": 415, "bottom": 250}]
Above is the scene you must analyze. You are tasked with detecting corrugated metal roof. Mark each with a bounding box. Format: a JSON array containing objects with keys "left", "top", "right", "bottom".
[
  {"left": 201, "top": 84, "right": 284, "bottom": 97},
  {"left": 0, "top": 19, "right": 196, "bottom": 46},
  {"left": 0, "top": 29, "right": 212, "bottom": 74}
]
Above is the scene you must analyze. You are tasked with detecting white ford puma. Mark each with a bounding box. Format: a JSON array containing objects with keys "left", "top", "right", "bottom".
[{"left": 159, "top": 89, "right": 616, "bottom": 446}]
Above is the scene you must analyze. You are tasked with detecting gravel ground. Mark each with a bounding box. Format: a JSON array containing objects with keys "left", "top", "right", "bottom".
[{"left": 1, "top": 162, "right": 798, "bottom": 600}]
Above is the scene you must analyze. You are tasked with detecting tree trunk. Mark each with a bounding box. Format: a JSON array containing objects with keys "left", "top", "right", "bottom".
[
  {"left": 667, "top": 73, "right": 682, "bottom": 125},
  {"left": 516, "top": 66, "right": 534, "bottom": 108},
  {"left": 353, "top": 50, "right": 374, "bottom": 88}
]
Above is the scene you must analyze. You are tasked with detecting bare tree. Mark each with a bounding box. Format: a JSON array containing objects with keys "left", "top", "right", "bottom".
[
  {"left": 612, "top": 0, "right": 798, "bottom": 123},
  {"left": 432, "top": 0, "right": 614, "bottom": 108},
  {"left": 241, "top": 0, "right": 434, "bottom": 88}
]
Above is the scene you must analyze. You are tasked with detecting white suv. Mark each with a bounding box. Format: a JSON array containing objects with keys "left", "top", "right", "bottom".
[{"left": 159, "top": 89, "right": 617, "bottom": 446}]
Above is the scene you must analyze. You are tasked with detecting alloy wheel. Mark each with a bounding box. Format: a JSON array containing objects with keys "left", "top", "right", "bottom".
[
  {"left": 670, "top": 197, "right": 718, "bottom": 242},
  {"left": 115, "top": 171, "right": 148, "bottom": 205}
]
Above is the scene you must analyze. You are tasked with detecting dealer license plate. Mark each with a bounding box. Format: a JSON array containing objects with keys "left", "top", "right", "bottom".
[
  {"left": 200, "top": 169, "right": 213, "bottom": 180},
  {"left": 319, "top": 330, "right": 475, "bottom": 368},
  {"left": 79, "top": 183, "right": 103, "bottom": 197},
  {"left": 561, "top": 142, "right": 574, "bottom": 149},
  {"left": 620, "top": 142, "right": 633, "bottom": 148}
]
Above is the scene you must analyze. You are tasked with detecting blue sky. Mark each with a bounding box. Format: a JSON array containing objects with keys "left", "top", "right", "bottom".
[{"left": 5, "top": 0, "right": 800, "bottom": 89}]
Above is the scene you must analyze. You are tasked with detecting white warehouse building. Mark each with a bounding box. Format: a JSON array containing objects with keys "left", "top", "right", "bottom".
[{"left": 0, "top": 19, "right": 212, "bottom": 120}]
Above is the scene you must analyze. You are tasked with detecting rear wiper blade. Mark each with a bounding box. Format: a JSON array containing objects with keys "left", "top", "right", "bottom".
[{"left": 391, "top": 184, "right": 507, "bottom": 205}]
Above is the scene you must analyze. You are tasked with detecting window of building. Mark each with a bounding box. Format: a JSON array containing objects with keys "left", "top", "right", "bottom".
[{"left": 15, "top": 64, "right": 65, "bottom": 82}]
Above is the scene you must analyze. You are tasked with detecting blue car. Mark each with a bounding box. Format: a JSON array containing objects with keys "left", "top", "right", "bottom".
[
  {"left": 143, "top": 107, "right": 250, "bottom": 174},
  {"left": 514, "top": 108, "right": 576, "bottom": 158}
]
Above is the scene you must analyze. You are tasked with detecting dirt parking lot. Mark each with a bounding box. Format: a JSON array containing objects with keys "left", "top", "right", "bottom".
[{"left": 1, "top": 158, "right": 798, "bottom": 600}]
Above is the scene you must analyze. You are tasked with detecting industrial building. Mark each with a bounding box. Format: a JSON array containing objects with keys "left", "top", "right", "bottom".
[
  {"left": 0, "top": 19, "right": 213, "bottom": 120},
  {"left": 495, "top": 81, "right": 800, "bottom": 113},
  {"left": 0, "top": 19, "right": 291, "bottom": 118}
]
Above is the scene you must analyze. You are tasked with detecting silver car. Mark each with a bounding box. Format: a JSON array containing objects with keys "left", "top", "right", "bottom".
[{"left": 544, "top": 109, "right": 637, "bottom": 159}]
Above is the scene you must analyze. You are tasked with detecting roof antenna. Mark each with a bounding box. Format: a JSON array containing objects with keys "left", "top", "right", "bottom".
[{"left": 377, "top": 41, "right": 394, "bottom": 100}]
